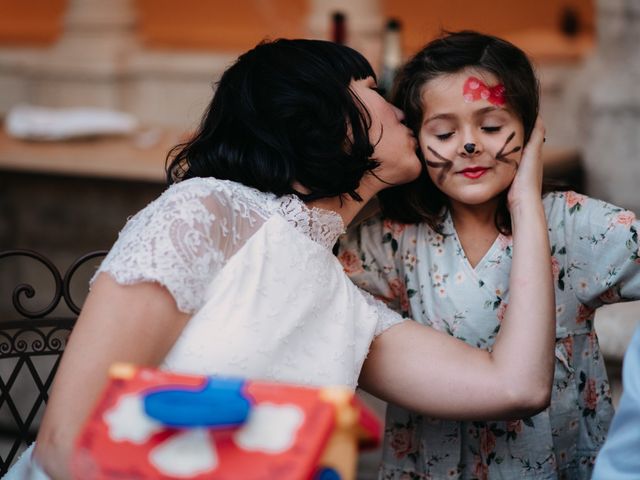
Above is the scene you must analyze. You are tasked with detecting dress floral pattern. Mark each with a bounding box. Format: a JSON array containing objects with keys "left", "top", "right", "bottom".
[{"left": 337, "top": 191, "right": 640, "bottom": 479}]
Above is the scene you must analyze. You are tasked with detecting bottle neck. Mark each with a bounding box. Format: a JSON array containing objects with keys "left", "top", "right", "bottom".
[{"left": 382, "top": 30, "right": 401, "bottom": 69}]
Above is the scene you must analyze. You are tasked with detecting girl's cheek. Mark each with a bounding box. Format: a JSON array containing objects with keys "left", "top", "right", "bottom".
[
  {"left": 426, "top": 167, "right": 444, "bottom": 186},
  {"left": 418, "top": 133, "right": 429, "bottom": 154}
]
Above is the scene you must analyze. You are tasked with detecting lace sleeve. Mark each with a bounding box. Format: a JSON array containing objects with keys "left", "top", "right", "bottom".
[
  {"left": 357, "top": 287, "right": 406, "bottom": 337},
  {"left": 93, "top": 178, "right": 268, "bottom": 313}
]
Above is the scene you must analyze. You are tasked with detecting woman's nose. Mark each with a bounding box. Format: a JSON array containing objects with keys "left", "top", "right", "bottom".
[{"left": 392, "top": 105, "right": 405, "bottom": 122}]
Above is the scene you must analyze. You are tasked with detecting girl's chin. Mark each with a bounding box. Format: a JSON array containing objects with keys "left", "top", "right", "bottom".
[{"left": 449, "top": 191, "right": 505, "bottom": 208}]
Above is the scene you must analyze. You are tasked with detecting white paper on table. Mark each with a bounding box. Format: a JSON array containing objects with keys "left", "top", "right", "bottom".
[{"left": 5, "top": 105, "right": 139, "bottom": 141}]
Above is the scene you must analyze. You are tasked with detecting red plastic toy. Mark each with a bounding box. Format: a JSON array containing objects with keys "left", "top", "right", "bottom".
[{"left": 72, "top": 364, "right": 381, "bottom": 480}]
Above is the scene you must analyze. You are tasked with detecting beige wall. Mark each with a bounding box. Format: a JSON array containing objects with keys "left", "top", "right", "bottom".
[
  {"left": 0, "top": 0, "right": 593, "bottom": 58},
  {"left": 0, "top": 0, "right": 67, "bottom": 45},
  {"left": 135, "top": 0, "right": 308, "bottom": 51},
  {"left": 384, "top": 0, "right": 594, "bottom": 54}
]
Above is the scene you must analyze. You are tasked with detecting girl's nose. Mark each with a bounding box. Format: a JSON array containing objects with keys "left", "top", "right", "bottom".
[{"left": 459, "top": 134, "right": 482, "bottom": 157}]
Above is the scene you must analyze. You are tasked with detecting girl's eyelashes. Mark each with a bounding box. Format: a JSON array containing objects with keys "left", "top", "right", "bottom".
[
  {"left": 435, "top": 132, "right": 454, "bottom": 141},
  {"left": 429, "top": 124, "right": 505, "bottom": 141},
  {"left": 371, "top": 87, "right": 387, "bottom": 96}
]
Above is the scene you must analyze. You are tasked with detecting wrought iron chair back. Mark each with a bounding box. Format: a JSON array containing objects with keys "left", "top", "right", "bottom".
[{"left": 0, "top": 249, "right": 107, "bottom": 475}]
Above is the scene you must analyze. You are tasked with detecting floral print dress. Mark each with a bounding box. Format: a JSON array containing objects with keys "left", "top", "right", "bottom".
[{"left": 337, "top": 192, "right": 640, "bottom": 480}]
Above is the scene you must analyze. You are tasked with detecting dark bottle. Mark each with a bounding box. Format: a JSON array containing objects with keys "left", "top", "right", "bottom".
[
  {"left": 560, "top": 6, "right": 581, "bottom": 38},
  {"left": 331, "top": 12, "right": 346, "bottom": 45}
]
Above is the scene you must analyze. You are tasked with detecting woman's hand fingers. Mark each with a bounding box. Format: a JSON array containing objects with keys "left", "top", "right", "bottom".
[{"left": 508, "top": 116, "right": 546, "bottom": 209}]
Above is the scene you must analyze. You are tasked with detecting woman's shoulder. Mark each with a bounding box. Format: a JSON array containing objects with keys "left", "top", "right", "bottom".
[
  {"left": 165, "top": 177, "right": 275, "bottom": 204},
  {"left": 153, "top": 177, "right": 277, "bottom": 219},
  {"left": 115, "top": 177, "right": 278, "bottom": 249}
]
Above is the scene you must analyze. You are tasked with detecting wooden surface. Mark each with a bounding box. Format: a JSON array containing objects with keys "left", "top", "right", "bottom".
[
  {"left": 0, "top": 125, "right": 580, "bottom": 184},
  {"left": 0, "top": 127, "right": 187, "bottom": 183}
]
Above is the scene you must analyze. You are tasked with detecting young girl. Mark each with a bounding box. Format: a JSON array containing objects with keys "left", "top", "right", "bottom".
[{"left": 338, "top": 31, "right": 640, "bottom": 479}]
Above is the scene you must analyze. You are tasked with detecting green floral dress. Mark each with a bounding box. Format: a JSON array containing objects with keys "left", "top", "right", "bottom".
[{"left": 337, "top": 192, "right": 640, "bottom": 480}]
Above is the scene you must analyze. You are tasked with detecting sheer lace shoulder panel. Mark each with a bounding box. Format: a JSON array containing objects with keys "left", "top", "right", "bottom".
[
  {"left": 276, "top": 196, "right": 345, "bottom": 250},
  {"left": 94, "top": 177, "right": 274, "bottom": 313}
]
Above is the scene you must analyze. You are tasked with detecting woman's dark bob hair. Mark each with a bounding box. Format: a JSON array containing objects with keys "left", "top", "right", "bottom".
[
  {"left": 379, "top": 31, "right": 540, "bottom": 233},
  {"left": 167, "top": 38, "right": 379, "bottom": 202}
]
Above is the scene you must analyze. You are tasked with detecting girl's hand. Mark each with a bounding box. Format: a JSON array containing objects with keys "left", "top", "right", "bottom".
[{"left": 507, "top": 116, "right": 545, "bottom": 211}]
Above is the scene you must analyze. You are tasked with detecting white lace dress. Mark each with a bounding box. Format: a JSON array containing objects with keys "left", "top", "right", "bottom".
[{"left": 7, "top": 177, "right": 404, "bottom": 479}]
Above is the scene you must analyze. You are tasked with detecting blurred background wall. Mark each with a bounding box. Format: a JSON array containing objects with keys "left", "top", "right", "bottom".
[
  {"left": 0, "top": 0, "right": 593, "bottom": 134},
  {"left": 0, "top": 1, "right": 638, "bottom": 476}
]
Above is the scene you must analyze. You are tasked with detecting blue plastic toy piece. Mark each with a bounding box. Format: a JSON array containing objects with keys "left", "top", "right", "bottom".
[
  {"left": 143, "top": 377, "right": 251, "bottom": 428},
  {"left": 314, "top": 467, "right": 341, "bottom": 480}
]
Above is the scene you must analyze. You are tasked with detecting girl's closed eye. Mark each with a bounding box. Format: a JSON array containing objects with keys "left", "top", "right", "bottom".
[
  {"left": 435, "top": 132, "right": 454, "bottom": 141},
  {"left": 371, "top": 86, "right": 387, "bottom": 96},
  {"left": 481, "top": 125, "right": 502, "bottom": 133}
]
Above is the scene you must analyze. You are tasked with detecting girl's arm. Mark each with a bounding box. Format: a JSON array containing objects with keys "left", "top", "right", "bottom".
[
  {"left": 34, "top": 275, "right": 190, "bottom": 479},
  {"left": 360, "top": 118, "right": 556, "bottom": 420}
]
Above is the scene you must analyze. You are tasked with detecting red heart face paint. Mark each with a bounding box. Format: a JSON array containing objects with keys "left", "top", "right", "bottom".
[{"left": 463, "top": 76, "right": 506, "bottom": 106}]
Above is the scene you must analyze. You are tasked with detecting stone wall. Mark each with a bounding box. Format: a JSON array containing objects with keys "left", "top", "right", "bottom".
[{"left": 0, "top": 171, "right": 164, "bottom": 320}]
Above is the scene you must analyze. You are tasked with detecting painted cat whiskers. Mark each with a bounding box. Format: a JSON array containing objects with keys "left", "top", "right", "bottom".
[
  {"left": 425, "top": 129, "right": 522, "bottom": 185},
  {"left": 425, "top": 146, "right": 453, "bottom": 184},
  {"left": 495, "top": 131, "right": 522, "bottom": 168}
]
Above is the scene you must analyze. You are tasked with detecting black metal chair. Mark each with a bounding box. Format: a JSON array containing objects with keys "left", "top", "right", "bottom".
[{"left": 0, "top": 249, "right": 106, "bottom": 475}]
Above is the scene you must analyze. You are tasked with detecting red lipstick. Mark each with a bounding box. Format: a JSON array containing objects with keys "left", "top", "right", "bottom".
[{"left": 459, "top": 166, "right": 488, "bottom": 179}]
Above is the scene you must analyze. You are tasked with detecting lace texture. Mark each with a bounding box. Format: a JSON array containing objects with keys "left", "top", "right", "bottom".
[
  {"left": 276, "top": 196, "right": 345, "bottom": 250},
  {"left": 94, "top": 178, "right": 347, "bottom": 313},
  {"left": 94, "top": 175, "right": 403, "bottom": 386},
  {"left": 358, "top": 289, "right": 406, "bottom": 337}
]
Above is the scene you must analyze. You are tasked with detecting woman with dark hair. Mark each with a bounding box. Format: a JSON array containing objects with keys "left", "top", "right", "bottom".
[
  {"left": 339, "top": 31, "right": 640, "bottom": 478},
  {"left": 10, "top": 38, "right": 552, "bottom": 479}
]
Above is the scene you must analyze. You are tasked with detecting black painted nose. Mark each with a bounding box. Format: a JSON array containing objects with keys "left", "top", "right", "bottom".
[{"left": 464, "top": 143, "right": 476, "bottom": 154}]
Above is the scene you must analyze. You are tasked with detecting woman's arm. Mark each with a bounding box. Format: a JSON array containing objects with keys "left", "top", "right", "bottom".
[
  {"left": 32, "top": 182, "right": 247, "bottom": 478},
  {"left": 360, "top": 118, "right": 555, "bottom": 420},
  {"left": 33, "top": 275, "right": 190, "bottom": 479}
]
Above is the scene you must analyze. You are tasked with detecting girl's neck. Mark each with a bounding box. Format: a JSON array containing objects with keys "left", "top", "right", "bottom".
[
  {"left": 450, "top": 198, "right": 502, "bottom": 268},
  {"left": 450, "top": 198, "right": 500, "bottom": 232}
]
